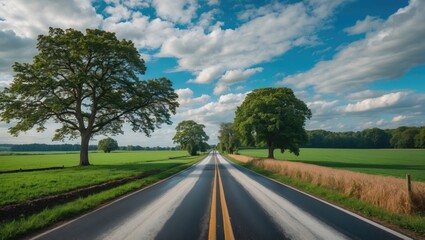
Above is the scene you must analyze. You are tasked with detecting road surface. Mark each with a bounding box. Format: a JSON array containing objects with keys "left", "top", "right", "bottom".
[{"left": 32, "top": 151, "right": 411, "bottom": 240}]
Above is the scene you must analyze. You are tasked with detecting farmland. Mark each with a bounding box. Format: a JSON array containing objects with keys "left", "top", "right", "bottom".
[
  {"left": 238, "top": 148, "right": 425, "bottom": 182},
  {"left": 0, "top": 151, "right": 199, "bottom": 206}
]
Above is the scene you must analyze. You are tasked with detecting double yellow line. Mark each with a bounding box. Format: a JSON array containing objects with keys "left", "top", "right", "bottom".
[{"left": 208, "top": 153, "right": 234, "bottom": 240}]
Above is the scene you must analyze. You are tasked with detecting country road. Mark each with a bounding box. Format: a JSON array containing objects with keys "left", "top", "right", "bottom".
[{"left": 32, "top": 151, "right": 411, "bottom": 240}]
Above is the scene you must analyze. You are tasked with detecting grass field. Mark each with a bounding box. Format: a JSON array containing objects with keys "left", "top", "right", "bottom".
[
  {"left": 0, "top": 151, "right": 197, "bottom": 206},
  {"left": 0, "top": 151, "right": 205, "bottom": 240},
  {"left": 239, "top": 148, "right": 425, "bottom": 182}
]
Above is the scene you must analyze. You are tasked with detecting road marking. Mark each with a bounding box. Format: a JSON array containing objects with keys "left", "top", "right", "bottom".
[
  {"left": 208, "top": 156, "right": 217, "bottom": 240},
  {"left": 208, "top": 152, "right": 235, "bottom": 240},
  {"left": 216, "top": 154, "right": 235, "bottom": 240}
]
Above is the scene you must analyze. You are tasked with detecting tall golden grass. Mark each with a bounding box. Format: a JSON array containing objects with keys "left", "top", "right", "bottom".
[{"left": 229, "top": 154, "right": 425, "bottom": 215}]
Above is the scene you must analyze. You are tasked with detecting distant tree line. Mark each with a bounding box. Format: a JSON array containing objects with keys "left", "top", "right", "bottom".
[
  {"left": 123, "top": 145, "right": 179, "bottom": 151},
  {"left": 219, "top": 125, "right": 425, "bottom": 153},
  {"left": 0, "top": 144, "right": 182, "bottom": 152},
  {"left": 8, "top": 144, "right": 98, "bottom": 152},
  {"left": 304, "top": 126, "right": 425, "bottom": 149}
]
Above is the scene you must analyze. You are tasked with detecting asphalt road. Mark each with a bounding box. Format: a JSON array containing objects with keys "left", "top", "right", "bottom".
[{"left": 32, "top": 151, "right": 411, "bottom": 240}]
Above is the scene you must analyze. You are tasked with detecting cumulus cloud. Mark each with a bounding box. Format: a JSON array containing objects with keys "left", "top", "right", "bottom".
[
  {"left": 344, "top": 16, "right": 384, "bottom": 35},
  {"left": 188, "top": 65, "right": 224, "bottom": 84},
  {"left": 159, "top": 0, "right": 344, "bottom": 91},
  {"left": 0, "top": 0, "right": 102, "bottom": 80},
  {"left": 103, "top": 13, "right": 181, "bottom": 50},
  {"left": 0, "top": 31, "right": 36, "bottom": 77},
  {"left": 176, "top": 92, "right": 247, "bottom": 125},
  {"left": 344, "top": 92, "right": 410, "bottom": 112},
  {"left": 345, "top": 90, "right": 388, "bottom": 101},
  {"left": 214, "top": 67, "right": 263, "bottom": 95},
  {"left": 307, "top": 100, "right": 340, "bottom": 119},
  {"left": 392, "top": 115, "right": 409, "bottom": 123},
  {"left": 175, "top": 88, "right": 210, "bottom": 107},
  {"left": 281, "top": 0, "right": 425, "bottom": 93},
  {"left": 0, "top": 0, "right": 102, "bottom": 38},
  {"left": 152, "top": 0, "right": 199, "bottom": 24}
]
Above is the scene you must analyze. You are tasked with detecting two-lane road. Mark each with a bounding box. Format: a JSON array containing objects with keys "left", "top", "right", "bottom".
[{"left": 33, "top": 151, "right": 411, "bottom": 240}]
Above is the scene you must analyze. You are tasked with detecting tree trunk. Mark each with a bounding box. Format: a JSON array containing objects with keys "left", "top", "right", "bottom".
[
  {"left": 267, "top": 140, "right": 274, "bottom": 159},
  {"left": 267, "top": 145, "right": 274, "bottom": 159},
  {"left": 80, "top": 132, "right": 90, "bottom": 166}
]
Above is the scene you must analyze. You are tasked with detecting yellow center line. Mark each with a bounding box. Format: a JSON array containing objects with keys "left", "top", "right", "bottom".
[
  {"left": 208, "top": 155, "right": 218, "bottom": 240},
  {"left": 217, "top": 154, "right": 235, "bottom": 240},
  {"left": 208, "top": 153, "right": 235, "bottom": 240}
]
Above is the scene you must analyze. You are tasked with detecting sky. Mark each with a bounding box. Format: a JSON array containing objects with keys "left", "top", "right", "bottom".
[{"left": 0, "top": 0, "right": 424, "bottom": 147}]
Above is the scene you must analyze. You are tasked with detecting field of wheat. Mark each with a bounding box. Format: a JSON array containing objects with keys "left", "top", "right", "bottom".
[{"left": 229, "top": 154, "right": 425, "bottom": 215}]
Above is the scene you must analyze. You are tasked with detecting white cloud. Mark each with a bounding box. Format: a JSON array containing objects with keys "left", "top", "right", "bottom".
[
  {"left": 103, "top": 13, "right": 181, "bottom": 49},
  {"left": 344, "top": 16, "right": 384, "bottom": 35},
  {"left": 207, "top": 0, "right": 219, "bottom": 6},
  {"left": 176, "top": 92, "right": 247, "bottom": 125},
  {"left": 198, "top": 9, "right": 221, "bottom": 29},
  {"left": 152, "top": 0, "right": 199, "bottom": 24},
  {"left": 219, "top": 68, "right": 263, "bottom": 84},
  {"left": 0, "top": 0, "right": 102, "bottom": 38},
  {"left": 0, "top": 31, "right": 36, "bottom": 77},
  {"left": 175, "top": 88, "right": 210, "bottom": 107},
  {"left": 392, "top": 115, "right": 409, "bottom": 123},
  {"left": 188, "top": 65, "right": 224, "bottom": 84},
  {"left": 0, "top": 0, "right": 102, "bottom": 80},
  {"left": 214, "top": 67, "right": 263, "bottom": 95},
  {"left": 344, "top": 92, "right": 409, "bottom": 112},
  {"left": 307, "top": 100, "right": 340, "bottom": 119},
  {"left": 159, "top": 0, "right": 344, "bottom": 91},
  {"left": 281, "top": 0, "right": 425, "bottom": 93},
  {"left": 345, "top": 90, "right": 388, "bottom": 101},
  {"left": 376, "top": 119, "right": 385, "bottom": 126}
]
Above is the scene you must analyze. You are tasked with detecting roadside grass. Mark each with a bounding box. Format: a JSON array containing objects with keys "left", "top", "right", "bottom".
[
  {"left": 0, "top": 151, "right": 188, "bottom": 171},
  {"left": 226, "top": 154, "right": 425, "bottom": 237},
  {"left": 0, "top": 151, "right": 192, "bottom": 206},
  {"left": 239, "top": 148, "right": 425, "bottom": 182},
  {"left": 0, "top": 153, "right": 205, "bottom": 240}
]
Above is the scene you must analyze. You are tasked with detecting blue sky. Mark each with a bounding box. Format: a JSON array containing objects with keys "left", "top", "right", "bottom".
[{"left": 0, "top": 0, "right": 424, "bottom": 146}]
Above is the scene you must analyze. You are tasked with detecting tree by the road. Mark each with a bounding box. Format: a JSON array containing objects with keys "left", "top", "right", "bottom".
[
  {"left": 234, "top": 88, "right": 311, "bottom": 159},
  {"left": 0, "top": 28, "right": 179, "bottom": 166},
  {"left": 98, "top": 137, "right": 118, "bottom": 153},
  {"left": 173, "top": 120, "right": 209, "bottom": 156},
  {"left": 218, "top": 122, "right": 240, "bottom": 154}
]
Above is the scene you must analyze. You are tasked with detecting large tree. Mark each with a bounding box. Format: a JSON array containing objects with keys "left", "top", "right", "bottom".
[
  {"left": 98, "top": 137, "right": 119, "bottom": 153},
  {"left": 218, "top": 122, "right": 240, "bottom": 154},
  {"left": 234, "top": 88, "right": 311, "bottom": 159},
  {"left": 0, "top": 28, "right": 179, "bottom": 166},
  {"left": 173, "top": 120, "right": 209, "bottom": 156}
]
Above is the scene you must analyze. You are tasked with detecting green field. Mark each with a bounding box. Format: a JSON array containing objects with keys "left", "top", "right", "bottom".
[
  {"left": 239, "top": 148, "right": 425, "bottom": 182},
  {"left": 0, "top": 151, "right": 198, "bottom": 206}
]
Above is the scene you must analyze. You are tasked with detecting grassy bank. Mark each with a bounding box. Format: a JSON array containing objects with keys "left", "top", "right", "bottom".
[
  {"left": 0, "top": 151, "right": 192, "bottom": 206},
  {"left": 0, "top": 152, "right": 205, "bottom": 240},
  {"left": 227, "top": 154, "right": 425, "bottom": 238},
  {"left": 239, "top": 148, "right": 425, "bottom": 182}
]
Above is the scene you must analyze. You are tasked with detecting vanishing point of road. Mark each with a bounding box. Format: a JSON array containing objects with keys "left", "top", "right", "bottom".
[{"left": 32, "top": 151, "right": 411, "bottom": 240}]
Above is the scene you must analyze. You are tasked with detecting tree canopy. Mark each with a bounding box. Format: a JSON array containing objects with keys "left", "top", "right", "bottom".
[
  {"left": 0, "top": 28, "right": 179, "bottom": 165},
  {"left": 234, "top": 88, "right": 311, "bottom": 158},
  {"left": 98, "top": 137, "right": 118, "bottom": 153},
  {"left": 173, "top": 120, "right": 209, "bottom": 156},
  {"left": 218, "top": 122, "right": 240, "bottom": 154}
]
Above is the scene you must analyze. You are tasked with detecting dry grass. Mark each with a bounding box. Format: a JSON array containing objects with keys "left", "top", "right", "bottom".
[{"left": 229, "top": 154, "right": 425, "bottom": 215}]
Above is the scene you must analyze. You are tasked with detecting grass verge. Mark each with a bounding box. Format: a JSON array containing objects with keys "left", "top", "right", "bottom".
[
  {"left": 239, "top": 148, "right": 425, "bottom": 182},
  {"left": 226, "top": 154, "right": 425, "bottom": 239},
  {"left": 0, "top": 154, "right": 204, "bottom": 240},
  {"left": 0, "top": 151, "right": 192, "bottom": 206}
]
